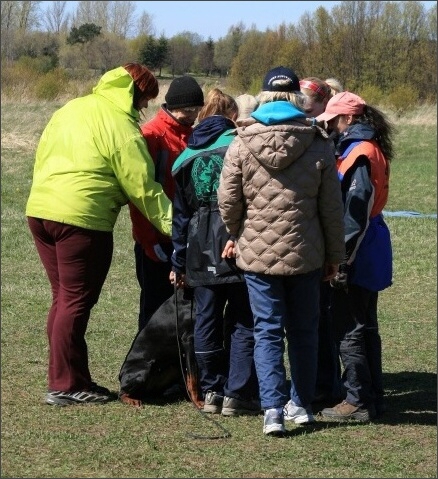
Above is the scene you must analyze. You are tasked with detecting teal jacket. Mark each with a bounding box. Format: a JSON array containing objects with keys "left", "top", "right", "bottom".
[
  {"left": 171, "top": 116, "right": 242, "bottom": 286},
  {"left": 26, "top": 66, "right": 172, "bottom": 235}
]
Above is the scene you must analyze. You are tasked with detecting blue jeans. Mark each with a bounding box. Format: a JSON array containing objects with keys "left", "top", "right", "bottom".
[
  {"left": 244, "top": 269, "right": 321, "bottom": 410},
  {"left": 331, "top": 284, "right": 383, "bottom": 408},
  {"left": 194, "top": 282, "right": 258, "bottom": 401}
]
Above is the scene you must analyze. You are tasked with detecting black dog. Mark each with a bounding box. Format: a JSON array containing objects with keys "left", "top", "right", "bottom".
[{"left": 118, "top": 288, "right": 203, "bottom": 408}]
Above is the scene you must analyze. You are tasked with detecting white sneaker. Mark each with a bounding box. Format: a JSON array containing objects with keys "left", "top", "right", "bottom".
[
  {"left": 263, "top": 408, "right": 285, "bottom": 436},
  {"left": 284, "top": 400, "right": 315, "bottom": 424},
  {"left": 203, "top": 391, "right": 224, "bottom": 414}
]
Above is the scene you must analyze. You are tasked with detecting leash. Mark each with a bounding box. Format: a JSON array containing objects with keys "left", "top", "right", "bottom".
[{"left": 173, "top": 280, "right": 231, "bottom": 440}]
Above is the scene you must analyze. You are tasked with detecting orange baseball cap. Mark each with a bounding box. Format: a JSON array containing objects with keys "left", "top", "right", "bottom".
[{"left": 316, "top": 91, "right": 366, "bottom": 122}]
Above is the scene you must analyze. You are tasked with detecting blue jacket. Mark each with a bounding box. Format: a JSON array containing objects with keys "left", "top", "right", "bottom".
[{"left": 335, "top": 123, "right": 392, "bottom": 291}]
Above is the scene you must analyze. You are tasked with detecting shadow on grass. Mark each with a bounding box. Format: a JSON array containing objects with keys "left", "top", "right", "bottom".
[
  {"left": 376, "top": 370, "right": 437, "bottom": 426},
  {"left": 119, "top": 371, "right": 436, "bottom": 438},
  {"left": 311, "top": 371, "right": 437, "bottom": 427}
]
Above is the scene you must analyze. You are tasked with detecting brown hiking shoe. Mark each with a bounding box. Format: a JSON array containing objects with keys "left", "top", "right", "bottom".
[{"left": 321, "top": 400, "right": 372, "bottom": 422}]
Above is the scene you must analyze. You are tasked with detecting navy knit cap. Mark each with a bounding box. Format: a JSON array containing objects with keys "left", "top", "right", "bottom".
[
  {"left": 262, "top": 66, "right": 300, "bottom": 92},
  {"left": 165, "top": 75, "right": 204, "bottom": 110}
]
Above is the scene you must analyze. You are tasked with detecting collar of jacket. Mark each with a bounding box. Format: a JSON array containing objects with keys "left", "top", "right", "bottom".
[
  {"left": 336, "top": 122, "right": 376, "bottom": 157},
  {"left": 188, "top": 115, "right": 235, "bottom": 148},
  {"left": 154, "top": 105, "right": 194, "bottom": 134},
  {"left": 252, "top": 101, "right": 306, "bottom": 125}
]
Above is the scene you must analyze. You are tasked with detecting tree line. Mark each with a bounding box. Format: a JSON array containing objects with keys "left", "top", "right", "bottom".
[{"left": 1, "top": 0, "right": 436, "bottom": 103}]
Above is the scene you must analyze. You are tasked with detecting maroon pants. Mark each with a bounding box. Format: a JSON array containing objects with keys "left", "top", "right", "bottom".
[{"left": 28, "top": 217, "right": 113, "bottom": 392}]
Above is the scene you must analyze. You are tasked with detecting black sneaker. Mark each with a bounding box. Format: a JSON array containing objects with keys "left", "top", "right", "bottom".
[
  {"left": 221, "top": 396, "right": 261, "bottom": 416},
  {"left": 89, "top": 382, "right": 112, "bottom": 395},
  {"left": 46, "top": 386, "right": 112, "bottom": 406},
  {"left": 203, "top": 391, "right": 224, "bottom": 414}
]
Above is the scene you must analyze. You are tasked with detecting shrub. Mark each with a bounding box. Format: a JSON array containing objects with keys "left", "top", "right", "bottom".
[
  {"left": 359, "top": 84, "right": 385, "bottom": 106},
  {"left": 35, "top": 68, "right": 69, "bottom": 101},
  {"left": 0, "top": 60, "right": 40, "bottom": 101},
  {"left": 385, "top": 85, "right": 419, "bottom": 115}
]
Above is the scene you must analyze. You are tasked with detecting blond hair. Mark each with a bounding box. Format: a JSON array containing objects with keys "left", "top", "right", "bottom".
[
  {"left": 300, "top": 77, "right": 331, "bottom": 103},
  {"left": 325, "top": 78, "right": 344, "bottom": 98},
  {"left": 256, "top": 90, "right": 306, "bottom": 111},
  {"left": 198, "top": 88, "right": 238, "bottom": 122}
]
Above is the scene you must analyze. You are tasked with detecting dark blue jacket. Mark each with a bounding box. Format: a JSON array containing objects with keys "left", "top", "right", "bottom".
[
  {"left": 335, "top": 122, "right": 392, "bottom": 291},
  {"left": 171, "top": 116, "right": 244, "bottom": 287}
]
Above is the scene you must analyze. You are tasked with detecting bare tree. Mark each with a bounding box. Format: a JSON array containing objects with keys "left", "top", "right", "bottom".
[
  {"left": 1, "top": 1, "right": 17, "bottom": 30},
  {"left": 1, "top": 1, "right": 18, "bottom": 60},
  {"left": 17, "top": 0, "right": 42, "bottom": 31},
  {"left": 135, "top": 11, "right": 155, "bottom": 37},
  {"left": 108, "top": 1, "right": 136, "bottom": 38},
  {"left": 72, "top": 1, "right": 98, "bottom": 28},
  {"left": 43, "top": 1, "right": 69, "bottom": 34},
  {"left": 1, "top": 0, "right": 41, "bottom": 59},
  {"left": 91, "top": 34, "right": 130, "bottom": 71},
  {"left": 71, "top": 0, "right": 136, "bottom": 39}
]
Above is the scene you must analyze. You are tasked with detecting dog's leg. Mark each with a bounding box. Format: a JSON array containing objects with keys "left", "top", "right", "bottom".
[
  {"left": 181, "top": 331, "right": 204, "bottom": 409},
  {"left": 119, "top": 391, "right": 143, "bottom": 408},
  {"left": 186, "top": 373, "right": 204, "bottom": 409}
]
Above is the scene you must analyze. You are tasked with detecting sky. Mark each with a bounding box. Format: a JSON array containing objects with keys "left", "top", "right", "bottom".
[
  {"left": 43, "top": 1, "right": 436, "bottom": 41},
  {"left": 133, "top": 1, "right": 341, "bottom": 40}
]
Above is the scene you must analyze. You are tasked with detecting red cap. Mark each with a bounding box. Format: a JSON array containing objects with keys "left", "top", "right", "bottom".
[{"left": 316, "top": 91, "right": 366, "bottom": 122}]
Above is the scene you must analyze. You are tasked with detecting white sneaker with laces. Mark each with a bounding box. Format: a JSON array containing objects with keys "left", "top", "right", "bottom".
[
  {"left": 263, "top": 408, "right": 285, "bottom": 435},
  {"left": 284, "top": 400, "right": 315, "bottom": 424}
]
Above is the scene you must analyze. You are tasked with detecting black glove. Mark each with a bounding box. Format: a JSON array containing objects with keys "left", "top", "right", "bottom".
[{"left": 330, "top": 263, "right": 349, "bottom": 292}]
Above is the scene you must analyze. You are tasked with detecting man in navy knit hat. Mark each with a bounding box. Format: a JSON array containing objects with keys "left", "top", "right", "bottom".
[{"left": 129, "top": 75, "right": 204, "bottom": 332}]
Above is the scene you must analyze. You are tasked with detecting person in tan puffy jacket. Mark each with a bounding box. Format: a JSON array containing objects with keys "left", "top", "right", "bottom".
[{"left": 217, "top": 66, "right": 345, "bottom": 436}]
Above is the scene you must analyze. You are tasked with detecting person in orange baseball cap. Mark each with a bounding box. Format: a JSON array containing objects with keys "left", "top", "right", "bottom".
[
  {"left": 316, "top": 91, "right": 366, "bottom": 123},
  {"left": 315, "top": 92, "right": 395, "bottom": 422}
]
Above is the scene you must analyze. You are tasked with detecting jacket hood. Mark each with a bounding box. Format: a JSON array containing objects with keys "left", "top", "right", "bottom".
[
  {"left": 188, "top": 115, "right": 236, "bottom": 148},
  {"left": 237, "top": 115, "right": 327, "bottom": 171},
  {"left": 92, "top": 66, "right": 139, "bottom": 120}
]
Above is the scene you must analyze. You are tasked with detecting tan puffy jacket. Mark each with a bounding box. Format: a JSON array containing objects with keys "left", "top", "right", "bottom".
[{"left": 218, "top": 120, "right": 345, "bottom": 275}]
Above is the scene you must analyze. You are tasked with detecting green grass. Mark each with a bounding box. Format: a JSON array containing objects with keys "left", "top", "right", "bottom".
[{"left": 1, "top": 103, "right": 436, "bottom": 478}]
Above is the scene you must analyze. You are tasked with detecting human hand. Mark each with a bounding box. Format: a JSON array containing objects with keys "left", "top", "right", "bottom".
[
  {"left": 221, "top": 239, "right": 236, "bottom": 259},
  {"left": 169, "top": 270, "right": 186, "bottom": 289},
  {"left": 330, "top": 263, "right": 349, "bottom": 292},
  {"left": 323, "top": 262, "right": 339, "bottom": 282}
]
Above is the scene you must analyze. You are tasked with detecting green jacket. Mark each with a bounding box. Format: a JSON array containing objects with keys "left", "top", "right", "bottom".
[{"left": 26, "top": 66, "right": 172, "bottom": 235}]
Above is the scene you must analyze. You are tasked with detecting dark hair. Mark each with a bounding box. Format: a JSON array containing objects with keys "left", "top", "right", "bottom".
[{"left": 357, "top": 105, "right": 395, "bottom": 161}]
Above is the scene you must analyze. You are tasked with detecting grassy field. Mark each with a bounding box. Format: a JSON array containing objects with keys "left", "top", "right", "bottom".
[{"left": 1, "top": 101, "right": 436, "bottom": 478}]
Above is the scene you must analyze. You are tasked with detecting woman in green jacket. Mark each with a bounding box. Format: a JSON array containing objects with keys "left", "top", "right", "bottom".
[{"left": 26, "top": 63, "right": 172, "bottom": 406}]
